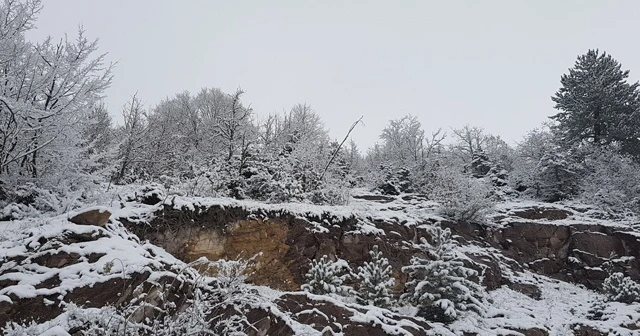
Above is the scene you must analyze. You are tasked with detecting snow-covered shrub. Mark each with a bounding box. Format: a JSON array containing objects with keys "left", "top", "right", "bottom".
[
  {"left": 470, "top": 151, "right": 492, "bottom": 178},
  {"left": 308, "top": 179, "right": 351, "bottom": 205},
  {"left": 374, "top": 165, "right": 414, "bottom": 196},
  {"left": 602, "top": 272, "right": 640, "bottom": 303},
  {"left": 205, "top": 257, "right": 254, "bottom": 302},
  {"left": 302, "top": 255, "right": 352, "bottom": 296},
  {"left": 356, "top": 245, "right": 395, "bottom": 307},
  {"left": 244, "top": 166, "right": 303, "bottom": 203},
  {"left": 429, "top": 169, "right": 493, "bottom": 222},
  {"left": 123, "top": 183, "right": 166, "bottom": 205},
  {"left": 579, "top": 148, "right": 640, "bottom": 215},
  {"left": 586, "top": 299, "right": 609, "bottom": 321},
  {"left": 0, "top": 183, "right": 66, "bottom": 220},
  {"left": 401, "top": 226, "right": 485, "bottom": 323}
]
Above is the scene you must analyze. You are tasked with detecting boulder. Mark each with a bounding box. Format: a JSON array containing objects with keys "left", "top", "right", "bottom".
[{"left": 69, "top": 208, "right": 111, "bottom": 227}]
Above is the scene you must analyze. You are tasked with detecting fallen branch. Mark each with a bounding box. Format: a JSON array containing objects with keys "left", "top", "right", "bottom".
[{"left": 320, "top": 116, "right": 364, "bottom": 181}]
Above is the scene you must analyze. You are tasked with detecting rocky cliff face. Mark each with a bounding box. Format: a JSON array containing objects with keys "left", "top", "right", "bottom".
[
  {"left": 444, "top": 206, "right": 640, "bottom": 290},
  {"left": 118, "top": 195, "right": 640, "bottom": 335},
  {"left": 124, "top": 201, "right": 640, "bottom": 295},
  {"left": 4, "top": 193, "right": 640, "bottom": 335}
]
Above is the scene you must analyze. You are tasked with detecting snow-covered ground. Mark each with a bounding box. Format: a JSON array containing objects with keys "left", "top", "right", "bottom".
[{"left": 2, "top": 188, "right": 640, "bottom": 335}]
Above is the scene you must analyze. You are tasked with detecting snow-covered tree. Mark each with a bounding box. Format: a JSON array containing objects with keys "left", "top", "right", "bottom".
[
  {"left": 451, "top": 125, "right": 487, "bottom": 165},
  {"left": 402, "top": 226, "right": 485, "bottom": 322},
  {"left": 379, "top": 115, "right": 425, "bottom": 164},
  {"left": 579, "top": 146, "right": 640, "bottom": 214},
  {"left": 114, "top": 95, "right": 147, "bottom": 184},
  {"left": 356, "top": 245, "right": 395, "bottom": 307},
  {"left": 551, "top": 49, "right": 640, "bottom": 157},
  {"left": 511, "top": 126, "right": 579, "bottom": 201},
  {"left": 79, "top": 103, "right": 114, "bottom": 174},
  {"left": 602, "top": 272, "right": 640, "bottom": 303},
  {"left": 301, "top": 255, "right": 351, "bottom": 296},
  {"left": 534, "top": 147, "right": 580, "bottom": 202},
  {"left": 429, "top": 166, "right": 493, "bottom": 222},
  {"left": 0, "top": 0, "right": 112, "bottom": 179},
  {"left": 217, "top": 89, "right": 254, "bottom": 162}
]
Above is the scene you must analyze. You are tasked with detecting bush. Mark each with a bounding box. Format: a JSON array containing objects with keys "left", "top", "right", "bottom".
[
  {"left": 401, "top": 226, "right": 485, "bottom": 322},
  {"left": 356, "top": 245, "right": 395, "bottom": 307},
  {"left": 602, "top": 272, "right": 640, "bottom": 303},
  {"left": 301, "top": 255, "right": 352, "bottom": 296},
  {"left": 374, "top": 165, "right": 414, "bottom": 196},
  {"left": 430, "top": 170, "right": 493, "bottom": 222},
  {"left": 579, "top": 148, "right": 640, "bottom": 215}
]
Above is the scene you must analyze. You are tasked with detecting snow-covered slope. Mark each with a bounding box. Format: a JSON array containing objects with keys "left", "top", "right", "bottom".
[{"left": 2, "top": 189, "right": 640, "bottom": 335}]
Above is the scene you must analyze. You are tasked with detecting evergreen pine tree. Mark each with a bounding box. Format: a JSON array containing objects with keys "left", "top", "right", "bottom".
[
  {"left": 401, "top": 226, "right": 485, "bottom": 322},
  {"left": 301, "top": 255, "right": 350, "bottom": 295},
  {"left": 551, "top": 49, "right": 640, "bottom": 157},
  {"left": 602, "top": 272, "right": 640, "bottom": 303},
  {"left": 356, "top": 245, "right": 395, "bottom": 307},
  {"left": 470, "top": 150, "right": 492, "bottom": 178},
  {"left": 534, "top": 147, "right": 580, "bottom": 202}
]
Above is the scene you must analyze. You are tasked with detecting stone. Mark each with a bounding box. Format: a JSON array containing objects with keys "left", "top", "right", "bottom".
[
  {"left": 571, "top": 231, "right": 624, "bottom": 259},
  {"left": 507, "top": 282, "right": 542, "bottom": 300},
  {"left": 511, "top": 206, "right": 571, "bottom": 220},
  {"left": 69, "top": 208, "right": 111, "bottom": 227}
]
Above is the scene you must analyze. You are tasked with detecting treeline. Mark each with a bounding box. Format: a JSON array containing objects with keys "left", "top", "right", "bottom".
[{"left": 2, "top": 0, "right": 640, "bottom": 222}]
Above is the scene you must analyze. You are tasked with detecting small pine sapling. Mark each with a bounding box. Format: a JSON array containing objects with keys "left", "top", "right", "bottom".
[
  {"left": 302, "top": 255, "right": 351, "bottom": 296},
  {"left": 602, "top": 272, "right": 640, "bottom": 303},
  {"left": 401, "top": 225, "right": 485, "bottom": 322},
  {"left": 356, "top": 245, "right": 395, "bottom": 307}
]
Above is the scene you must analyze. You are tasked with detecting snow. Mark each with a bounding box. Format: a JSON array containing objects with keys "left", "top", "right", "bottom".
[
  {"left": 2, "top": 189, "right": 640, "bottom": 335},
  {"left": 0, "top": 211, "right": 186, "bottom": 303},
  {"left": 39, "top": 326, "right": 71, "bottom": 336}
]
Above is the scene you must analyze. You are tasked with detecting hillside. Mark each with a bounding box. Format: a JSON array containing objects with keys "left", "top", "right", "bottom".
[{"left": 2, "top": 186, "right": 640, "bottom": 336}]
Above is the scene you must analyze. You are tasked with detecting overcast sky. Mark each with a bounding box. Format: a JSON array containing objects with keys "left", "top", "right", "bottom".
[{"left": 27, "top": 1, "right": 640, "bottom": 150}]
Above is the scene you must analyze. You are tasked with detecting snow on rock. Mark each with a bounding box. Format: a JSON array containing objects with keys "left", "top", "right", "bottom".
[
  {"left": 0, "top": 212, "right": 193, "bottom": 327},
  {"left": 67, "top": 206, "right": 112, "bottom": 227},
  {"left": 3, "top": 189, "right": 640, "bottom": 335}
]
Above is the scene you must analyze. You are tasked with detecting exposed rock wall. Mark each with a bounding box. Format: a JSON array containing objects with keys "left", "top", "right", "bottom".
[{"left": 124, "top": 203, "right": 640, "bottom": 293}]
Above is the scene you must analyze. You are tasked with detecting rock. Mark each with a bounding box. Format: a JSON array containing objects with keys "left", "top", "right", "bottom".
[
  {"left": 124, "top": 204, "right": 423, "bottom": 292},
  {"left": 466, "top": 254, "right": 503, "bottom": 290},
  {"left": 510, "top": 327, "right": 549, "bottom": 336},
  {"left": 69, "top": 208, "right": 111, "bottom": 227},
  {"left": 276, "top": 293, "right": 431, "bottom": 335},
  {"left": 506, "top": 282, "right": 542, "bottom": 300},
  {"left": 500, "top": 222, "right": 571, "bottom": 262},
  {"left": 571, "top": 324, "right": 608, "bottom": 336},
  {"left": 571, "top": 231, "right": 624, "bottom": 259},
  {"left": 353, "top": 194, "right": 396, "bottom": 203},
  {"left": 511, "top": 206, "right": 571, "bottom": 220},
  {"left": 122, "top": 198, "right": 640, "bottom": 298}
]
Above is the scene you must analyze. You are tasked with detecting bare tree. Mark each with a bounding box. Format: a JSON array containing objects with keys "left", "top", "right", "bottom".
[
  {"left": 216, "top": 89, "right": 252, "bottom": 161},
  {"left": 115, "top": 95, "right": 147, "bottom": 183},
  {"left": 380, "top": 115, "right": 425, "bottom": 163},
  {"left": 0, "top": 5, "right": 112, "bottom": 178},
  {"left": 451, "top": 125, "right": 487, "bottom": 163}
]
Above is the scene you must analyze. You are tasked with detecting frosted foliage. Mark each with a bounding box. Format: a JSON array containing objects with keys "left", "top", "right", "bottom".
[
  {"left": 356, "top": 245, "right": 395, "bottom": 307},
  {"left": 379, "top": 115, "right": 426, "bottom": 164},
  {"left": 603, "top": 272, "right": 640, "bottom": 304},
  {"left": 0, "top": 0, "right": 112, "bottom": 180},
  {"left": 511, "top": 127, "right": 579, "bottom": 202},
  {"left": 430, "top": 168, "right": 493, "bottom": 222},
  {"left": 580, "top": 148, "right": 640, "bottom": 214},
  {"left": 401, "top": 226, "right": 485, "bottom": 322},
  {"left": 301, "top": 255, "right": 351, "bottom": 296}
]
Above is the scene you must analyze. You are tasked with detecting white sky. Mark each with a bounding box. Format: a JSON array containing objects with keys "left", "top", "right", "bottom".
[{"left": 27, "top": 1, "right": 640, "bottom": 150}]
